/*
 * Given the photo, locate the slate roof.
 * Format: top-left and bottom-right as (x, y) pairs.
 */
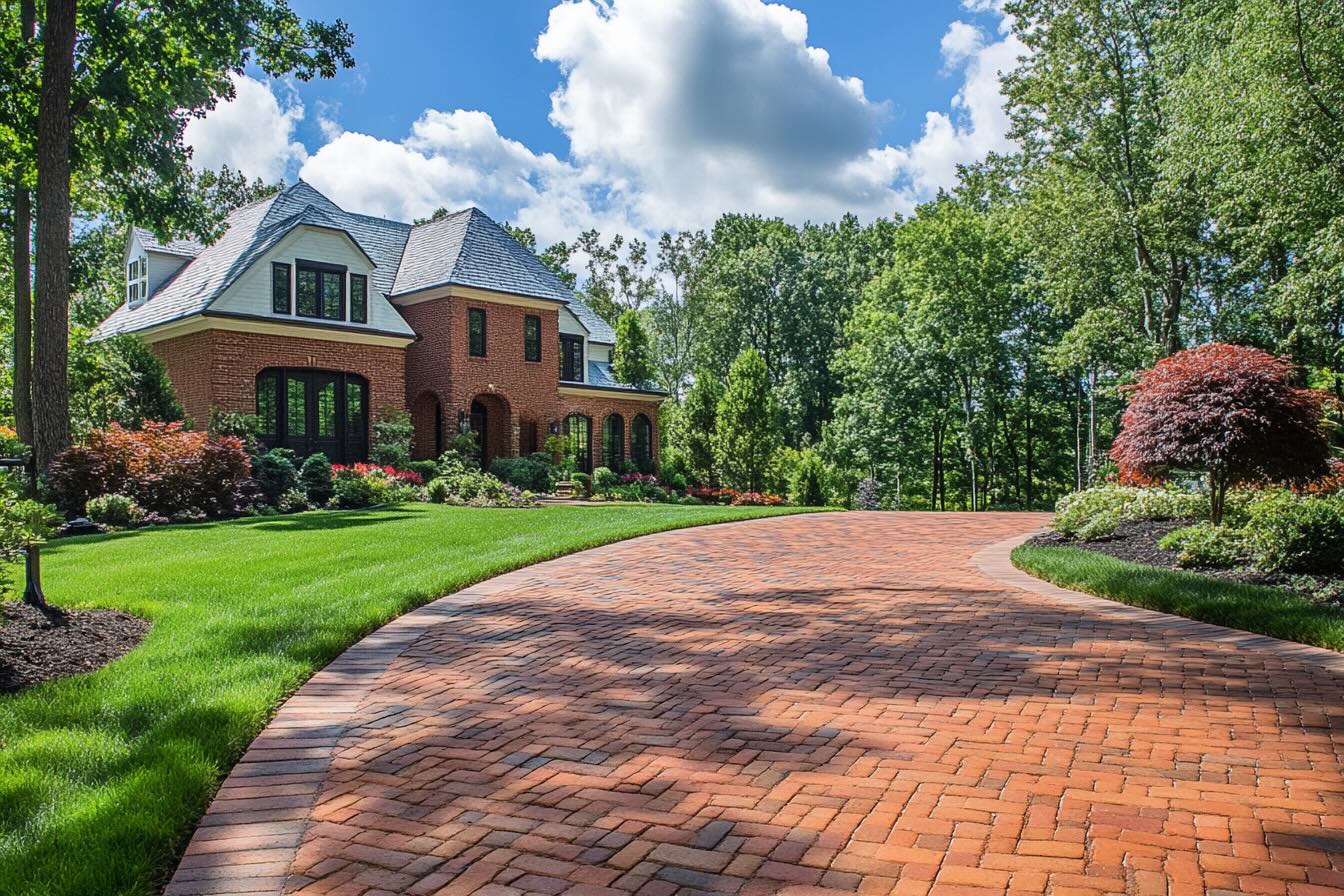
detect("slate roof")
(585, 360), (667, 395)
(96, 180), (617, 348)
(132, 227), (205, 258)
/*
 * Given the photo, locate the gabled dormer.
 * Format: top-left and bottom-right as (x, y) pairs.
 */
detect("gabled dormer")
(125, 228), (203, 308)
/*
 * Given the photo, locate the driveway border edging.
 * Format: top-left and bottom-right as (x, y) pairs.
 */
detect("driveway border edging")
(973, 531), (1344, 674)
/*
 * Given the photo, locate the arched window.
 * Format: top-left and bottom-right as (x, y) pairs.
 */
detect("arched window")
(564, 413), (592, 474)
(631, 414), (653, 472)
(602, 414), (624, 470)
(256, 368), (368, 463)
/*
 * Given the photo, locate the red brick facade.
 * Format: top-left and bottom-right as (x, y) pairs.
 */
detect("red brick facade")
(149, 327), (408, 431)
(147, 297), (662, 469)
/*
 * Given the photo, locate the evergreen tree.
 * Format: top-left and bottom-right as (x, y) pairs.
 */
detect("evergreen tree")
(713, 348), (782, 492)
(612, 311), (655, 389)
(681, 370), (722, 486)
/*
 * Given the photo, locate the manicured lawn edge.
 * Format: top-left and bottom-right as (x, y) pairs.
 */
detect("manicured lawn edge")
(1011, 542), (1344, 652)
(0, 503), (819, 896)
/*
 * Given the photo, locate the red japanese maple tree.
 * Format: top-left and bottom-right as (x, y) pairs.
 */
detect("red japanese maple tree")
(1111, 343), (1331, 524)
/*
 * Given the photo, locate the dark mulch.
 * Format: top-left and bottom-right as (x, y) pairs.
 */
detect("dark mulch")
(0, 601), (149, 694)
(1030, 519), (1344, 605)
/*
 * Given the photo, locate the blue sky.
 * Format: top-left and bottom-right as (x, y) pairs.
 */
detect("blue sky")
(188, 0), (1021, 244)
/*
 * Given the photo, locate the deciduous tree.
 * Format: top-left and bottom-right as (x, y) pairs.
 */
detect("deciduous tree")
(1111, 343), (1331, 524)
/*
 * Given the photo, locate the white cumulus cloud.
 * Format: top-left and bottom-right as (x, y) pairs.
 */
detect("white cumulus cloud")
(183, 0), (1024, 241)
(184, 74), (307, 182)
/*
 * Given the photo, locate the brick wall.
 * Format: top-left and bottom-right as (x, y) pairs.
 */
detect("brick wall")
(403, 297), (566, 464)
(149, 327), (407, 428)
(557, 394), (661, 472)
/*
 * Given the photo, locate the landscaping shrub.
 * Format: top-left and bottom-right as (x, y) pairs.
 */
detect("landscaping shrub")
(592, 466), (619, 493)
(1052, 484), (1208, 539)
(433, 456), (534, 507)
(1244, 490), (1344, 572)
(789, 449), (826, 507)
(299, 453), (334, 506)
(855, 478), (881, 510)
(441, 432), (480, 469)
(85, 493), (143, 529)
(660, 448), (695, 489)
(407, 460), (439, 483)
(370, 410), (414, 469)
(250, 448), (299, 508)
(1158, 523), (1249, 568)
(46, 421), (251, 518)
(330, 464), (420, 509)
(277, 489), (311, 514)
(208, 410), (262, 449)
(491, 453), (558, 493)
(426, 477), (451, 504)
(730, 491), (785, 506)
(573, 472), (592, 497)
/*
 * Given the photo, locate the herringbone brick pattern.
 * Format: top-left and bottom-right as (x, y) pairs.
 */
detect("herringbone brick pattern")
(174, 513), (1344, 896)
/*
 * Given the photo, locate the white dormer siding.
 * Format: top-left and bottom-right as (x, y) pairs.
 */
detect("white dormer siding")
(211, 224), (408, 334)
(124, 231), (191, 308)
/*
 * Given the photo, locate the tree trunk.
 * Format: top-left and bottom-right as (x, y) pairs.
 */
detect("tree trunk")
(12, 0), (36, 449)
(1074, 376), (1083, 491)
(31, 0), (77, 473)
(1087, 366), (1098, 484)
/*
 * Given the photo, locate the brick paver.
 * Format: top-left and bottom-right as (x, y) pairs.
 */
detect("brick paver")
(167, 513), (1344, 896)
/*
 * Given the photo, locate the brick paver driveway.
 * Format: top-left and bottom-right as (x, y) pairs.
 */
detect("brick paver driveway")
(172, 513), (1344, 896)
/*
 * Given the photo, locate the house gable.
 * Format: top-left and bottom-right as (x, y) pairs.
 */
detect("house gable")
(210, 223), (413, 338)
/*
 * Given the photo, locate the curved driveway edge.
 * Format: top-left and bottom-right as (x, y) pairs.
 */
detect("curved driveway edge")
(974, 532), (1344, 675)
(166, 512), (1344, 896)
(164, 515), (805, 896)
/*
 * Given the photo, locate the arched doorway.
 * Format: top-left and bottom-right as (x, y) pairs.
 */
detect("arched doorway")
(467, 392), (511, 470)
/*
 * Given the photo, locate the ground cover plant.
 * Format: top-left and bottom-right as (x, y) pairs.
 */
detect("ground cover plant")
(0, 502), (805, 896)
(1012, 542), (1344, 652)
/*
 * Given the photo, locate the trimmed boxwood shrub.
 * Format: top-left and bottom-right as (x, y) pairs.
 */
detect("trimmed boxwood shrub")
(299, 453), (334, 506)
(86, 493), (143, 528)
(490, 453), (557, 493)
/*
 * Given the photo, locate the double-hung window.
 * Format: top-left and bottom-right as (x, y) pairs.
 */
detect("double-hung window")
(524, 315), (541, 362)
(271, 263), (291, 314)
(295, 260), (346, 321)
(350, 274), (368, 324)
(559, 334), (584, 382)
(469, 308), (487, 357)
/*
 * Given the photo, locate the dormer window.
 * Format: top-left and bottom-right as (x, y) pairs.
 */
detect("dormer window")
(295, 259), (346, 322)
(127, 255), (148, 308)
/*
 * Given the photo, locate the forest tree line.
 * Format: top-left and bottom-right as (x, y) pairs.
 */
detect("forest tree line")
(3, 0), (1342, 510)
(521, 0), (1344, 509)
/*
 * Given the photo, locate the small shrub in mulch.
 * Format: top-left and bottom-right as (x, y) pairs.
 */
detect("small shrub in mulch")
(0, 601), (149, 693)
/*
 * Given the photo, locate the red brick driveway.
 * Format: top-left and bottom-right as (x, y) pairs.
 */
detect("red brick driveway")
(169, 513), (1344, 896)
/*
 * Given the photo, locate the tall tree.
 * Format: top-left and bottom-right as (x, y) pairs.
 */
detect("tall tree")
(8, 0), (35, 446)
(24, 0), (354, 470)
(612, 310), (655, 389)
(31, 0), (77, 471)
(713, 348), (782, 493)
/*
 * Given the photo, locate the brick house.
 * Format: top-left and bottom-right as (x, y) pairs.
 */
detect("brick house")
(94, 181), (664, 473)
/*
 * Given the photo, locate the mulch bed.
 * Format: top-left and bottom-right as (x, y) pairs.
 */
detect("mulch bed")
(0, 601), (149, 694)
(1029, 519), (1344, 606)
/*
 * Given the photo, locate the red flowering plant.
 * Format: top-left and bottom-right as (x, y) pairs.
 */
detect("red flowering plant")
(332, 463), (423, 485)
(730, 491), (785, 506)
(1110, 344), (1331, 524)
(686, 486), (737, 504)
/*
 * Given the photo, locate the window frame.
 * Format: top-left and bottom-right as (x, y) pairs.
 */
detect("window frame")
(631, 413), (653, 470)
(603, 414), (625, 469)
(271, 262), (292, 315)
(468, 307), (487, 357)
(524, 314), (541, 363)
(565, 412), (593, 474)
(294, 258), (347, 322)
(559, 334), (585, 382)
(349, 273), (368, 324)
(127, 256), (148, 307)
(256, 367), (369, 463)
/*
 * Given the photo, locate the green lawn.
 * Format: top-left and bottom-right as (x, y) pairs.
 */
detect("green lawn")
(0, 502), (804, 896)
(1012, 543), (1344, 652)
